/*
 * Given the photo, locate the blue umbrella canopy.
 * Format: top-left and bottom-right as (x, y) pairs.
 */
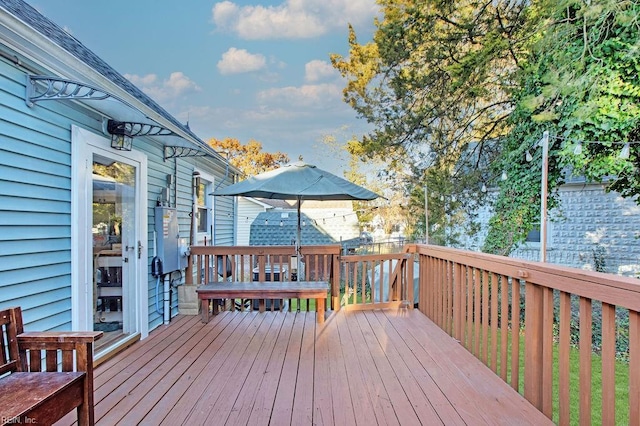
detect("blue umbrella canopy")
(212, 162), (380, 277)
(211, 162), (380, 201)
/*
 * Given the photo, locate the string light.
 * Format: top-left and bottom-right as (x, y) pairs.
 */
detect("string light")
(573, 142), (582, 155)
(619, 143), (630, 159)
(243, 205), (382, 227)
(552, 134), (637, 159)
(475, 132), (634, 197)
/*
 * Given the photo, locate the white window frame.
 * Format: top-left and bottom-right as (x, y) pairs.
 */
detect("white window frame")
(195, 170), (215, 245)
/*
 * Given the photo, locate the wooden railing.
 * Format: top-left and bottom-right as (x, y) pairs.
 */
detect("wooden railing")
(338, 252), (414, 310)
(410, 243), (640, 425)
(187, 245), (415, 312)
(187, 243), (640, 422)
(187, 245), (341, 309)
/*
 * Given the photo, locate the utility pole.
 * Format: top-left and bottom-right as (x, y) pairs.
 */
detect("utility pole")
(424, 185), (429, 244)
(540, 131), (549, 262)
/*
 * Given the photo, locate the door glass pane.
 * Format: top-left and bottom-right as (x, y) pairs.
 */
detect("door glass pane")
(92, 155), (136, 343)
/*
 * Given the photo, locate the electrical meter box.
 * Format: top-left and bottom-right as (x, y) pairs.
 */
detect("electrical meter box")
(154, 206), (187, 273)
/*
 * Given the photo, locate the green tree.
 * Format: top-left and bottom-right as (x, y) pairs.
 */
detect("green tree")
(485, 0), (640, 253)
(331, 0), (529, 245)
(331, 0), (527, 168)
(334, 0), (640, 254)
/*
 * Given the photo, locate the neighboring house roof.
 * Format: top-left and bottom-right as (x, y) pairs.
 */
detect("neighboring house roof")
(250, 211), (335, 246)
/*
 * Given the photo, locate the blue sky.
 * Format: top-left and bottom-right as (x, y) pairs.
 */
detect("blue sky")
(33, 0), (379, 172)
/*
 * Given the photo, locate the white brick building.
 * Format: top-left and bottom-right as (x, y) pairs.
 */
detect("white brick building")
(471, 181), (640, 277)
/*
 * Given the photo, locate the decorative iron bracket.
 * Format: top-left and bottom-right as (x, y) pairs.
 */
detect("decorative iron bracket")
(26, 75), (222, 161)
(164, 146), (210, 160)
(109, 120), (176, 137)
(26, 75), (114, 107)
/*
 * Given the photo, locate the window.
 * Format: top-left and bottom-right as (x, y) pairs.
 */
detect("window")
(525, 228), (540, 243)
(195, 173), (214, 239)
(197, 180), (209, 233)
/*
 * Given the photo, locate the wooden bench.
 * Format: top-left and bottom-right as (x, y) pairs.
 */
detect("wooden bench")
(197, 281), (329, 324)
(0, 307), (102, 426)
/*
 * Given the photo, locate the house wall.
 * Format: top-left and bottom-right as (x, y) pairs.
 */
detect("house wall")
(0, 55), (235, 333)
(513, 183), (640, 276)
(214, 194), (235, 246)
(470, 182), (640, 276)
(237, 197), (268, 245)
(1, 56), (87, 331)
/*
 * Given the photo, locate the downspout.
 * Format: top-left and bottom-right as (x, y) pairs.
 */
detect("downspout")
(212, 155), (230, 245)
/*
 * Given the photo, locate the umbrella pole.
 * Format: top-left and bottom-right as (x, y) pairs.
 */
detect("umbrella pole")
(295, 197), (302, 281)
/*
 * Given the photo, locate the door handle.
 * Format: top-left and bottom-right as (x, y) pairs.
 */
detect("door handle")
(138, 240), (143, 259)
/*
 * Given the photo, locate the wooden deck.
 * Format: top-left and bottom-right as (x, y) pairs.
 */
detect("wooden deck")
(57, 309), (551, 425)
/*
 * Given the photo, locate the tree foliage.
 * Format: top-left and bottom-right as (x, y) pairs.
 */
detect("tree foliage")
(333, 0), (640, 254)
(207, 137), (289, 177)
(331, 0), (527, 166)
(485, 0), (640, 253)
(331, 0), (529, 243)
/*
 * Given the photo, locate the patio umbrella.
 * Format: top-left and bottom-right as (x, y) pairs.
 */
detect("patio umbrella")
(211, 162), (381, 277)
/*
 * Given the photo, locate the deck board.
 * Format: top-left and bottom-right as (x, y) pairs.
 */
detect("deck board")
(55, 309), (552, 426)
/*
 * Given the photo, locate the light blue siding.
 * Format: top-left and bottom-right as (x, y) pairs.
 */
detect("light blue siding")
(0, 58), (74, 331)
(0, 57), (235, 336)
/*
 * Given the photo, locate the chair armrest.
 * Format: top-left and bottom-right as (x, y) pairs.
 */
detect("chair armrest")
(18, 331), (103, 344)
(17, 332), (103, 373)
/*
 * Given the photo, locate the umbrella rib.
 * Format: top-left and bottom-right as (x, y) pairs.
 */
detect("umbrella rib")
(296, 176), (323, 196)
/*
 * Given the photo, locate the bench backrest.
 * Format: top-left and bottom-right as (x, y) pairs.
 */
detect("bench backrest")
(0, 306), (24, 375)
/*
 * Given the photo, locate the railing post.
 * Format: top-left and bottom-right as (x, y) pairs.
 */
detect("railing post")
(524, 282), (544, 410)
(332, 254), (340, 311)
(407, 255), (414, 309)
(453, 263), (463, 342)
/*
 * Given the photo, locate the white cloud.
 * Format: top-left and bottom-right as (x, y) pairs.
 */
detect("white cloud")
(256, 83), (342, 108)
(126, 73), (158, 86)
(217, 47), (267, 75)
(305, 60), (337, 83)
(212, 0), (378, 40)
(125, 72), (200, 102)
(212, 1), (239, 27)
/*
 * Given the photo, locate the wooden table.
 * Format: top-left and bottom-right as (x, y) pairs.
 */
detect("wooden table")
(196, 281), (329, 324)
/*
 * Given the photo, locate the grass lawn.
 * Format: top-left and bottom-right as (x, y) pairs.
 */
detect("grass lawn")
(487, 330), (629, 425)
(548, 342), (629, 425)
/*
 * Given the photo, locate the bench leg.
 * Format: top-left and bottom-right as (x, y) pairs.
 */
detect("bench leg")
(201, 299), (209, 323)
(78, 398), (90, 426)
(316, 297), (325, 324)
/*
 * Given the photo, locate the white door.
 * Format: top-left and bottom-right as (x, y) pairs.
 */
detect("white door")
(71, 126), (148, 353)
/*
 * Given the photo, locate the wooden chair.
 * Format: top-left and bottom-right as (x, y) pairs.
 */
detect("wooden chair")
(0, 306), (102, 426)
